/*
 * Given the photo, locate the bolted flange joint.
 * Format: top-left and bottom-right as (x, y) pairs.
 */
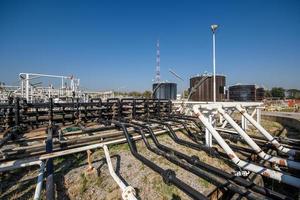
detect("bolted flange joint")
(162, 169), (176, 185)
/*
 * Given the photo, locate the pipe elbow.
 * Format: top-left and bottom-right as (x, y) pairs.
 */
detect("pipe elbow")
(122, 186), (137, 200)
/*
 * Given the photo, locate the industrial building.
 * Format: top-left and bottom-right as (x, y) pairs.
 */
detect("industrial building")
(229, 84), (265, 101)
(152, 82), (177, 100)
(189, 74), (226, 101)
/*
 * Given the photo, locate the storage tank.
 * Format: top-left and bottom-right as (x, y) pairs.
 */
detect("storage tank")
(256, 87), (265, 101)
(152, 82), (177, 100)
(229, 85), (265, 101)
(189, 74), (226, 101)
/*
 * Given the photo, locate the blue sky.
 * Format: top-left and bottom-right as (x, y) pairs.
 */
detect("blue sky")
(0, 0), (299, 92)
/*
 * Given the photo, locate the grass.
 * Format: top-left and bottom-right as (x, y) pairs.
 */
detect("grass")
(53, 156), (65, 165)
(110, 143), (130, 153)
(198, 178), (210, 188)
(142, 175), (148, 184)
(152, 176), (180, 199)
(94, 174), (105, 187)
(79, 173), (88, 195)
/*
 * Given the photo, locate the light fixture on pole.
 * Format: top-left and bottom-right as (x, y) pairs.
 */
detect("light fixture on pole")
(211, 24), (218, 102)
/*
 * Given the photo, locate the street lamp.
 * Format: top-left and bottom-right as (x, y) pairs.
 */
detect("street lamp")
(211, 24), (218, 102)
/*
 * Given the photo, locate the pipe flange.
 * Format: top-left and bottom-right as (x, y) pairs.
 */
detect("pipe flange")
(190, 155), (200, 164)
(209, 147), (220, 158)
(122, 186), (136, 200)
(162, 169), (175, 185)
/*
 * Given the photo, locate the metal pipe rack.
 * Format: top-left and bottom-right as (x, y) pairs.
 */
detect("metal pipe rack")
(1, 98), (299, 199)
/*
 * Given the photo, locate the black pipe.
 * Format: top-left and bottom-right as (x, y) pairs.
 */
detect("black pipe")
(46, 126), (54, 200)
(46, 98), (54, 200)
(7, 97), (13, 127)
(0, 98), (22, 148)
(131, 121), (291, 200)
(167, 116), (275, 156)
(128, 121), (268, 200)
(14, 97), (20, 126)
(161, 117), (201, 143)
(0, 128), (13, 148)
(147, 118), (221, 158)
(108, 120), (208, 200)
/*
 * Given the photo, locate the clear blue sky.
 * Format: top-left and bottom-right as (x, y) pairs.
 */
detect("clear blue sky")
(0, 0), (299, 92)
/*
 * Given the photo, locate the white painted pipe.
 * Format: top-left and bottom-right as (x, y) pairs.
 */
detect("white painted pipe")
(205, 114), (213, 147)
(25, 73), (29, 101)
(0, 126), (185, 172)
(193, 105), (300, 188)
(250, 108), (257, 118)
(0, 126), (187, 199)
(34, 162), (45, 200)
(256, 107), (261, 124)
(217, 107), (300, 170)
(236, 104), (299, 158)
(103, 145), (137, 200)
(221, 109), (233, 128)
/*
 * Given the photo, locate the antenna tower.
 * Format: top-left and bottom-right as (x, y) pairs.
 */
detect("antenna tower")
(155, 40), (160, 83)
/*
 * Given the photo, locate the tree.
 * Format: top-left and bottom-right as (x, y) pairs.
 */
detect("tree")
(271, 87), (285, 99)
(286, 89), (300, 99)
(128, 91), (142, 97)
(142, 90), (152, 98)
(183, 90), (189, 98)
(264, 90), (272, 98)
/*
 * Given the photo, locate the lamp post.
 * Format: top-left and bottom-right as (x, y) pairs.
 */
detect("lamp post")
(211, 24), (218, 102)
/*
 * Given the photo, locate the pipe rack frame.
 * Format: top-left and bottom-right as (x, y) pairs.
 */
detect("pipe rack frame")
(216, 106), (300, 170)
(130, 120), (291, 200)
(130, 120), (272, 200)
(236, 104), (300, 159)
(193, 105), (300, 189)
(108, 120), (208, 200)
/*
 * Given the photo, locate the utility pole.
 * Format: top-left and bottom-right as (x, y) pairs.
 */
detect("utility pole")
(211, 24), (218, 102)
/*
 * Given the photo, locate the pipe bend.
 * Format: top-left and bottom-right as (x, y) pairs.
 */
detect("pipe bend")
(122, 186), (136, 200)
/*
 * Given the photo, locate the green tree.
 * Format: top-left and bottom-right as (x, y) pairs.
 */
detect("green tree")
(271, 87), (285, 99)
(183, 90), (189, 98)
(142, 90), (152, 98)
(264, 90), (272, 98)
(128, 91), (142, 97)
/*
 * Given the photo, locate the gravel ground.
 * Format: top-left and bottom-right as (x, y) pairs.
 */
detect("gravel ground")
(55, 130), (232, 200)
(0, 120), (289, 200)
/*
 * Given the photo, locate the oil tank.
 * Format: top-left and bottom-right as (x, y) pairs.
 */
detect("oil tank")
(229, 85), (265, 101)
(152, 82), (177, 100)
(189, 74), (226, 101)
(256, 87), (265, 101)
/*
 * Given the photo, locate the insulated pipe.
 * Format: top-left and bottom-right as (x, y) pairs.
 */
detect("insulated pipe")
(131, 122), (270, 200)
(216, 127), (300, 149)
(170, 115), (203, 131)
(147, 118), (221, 158)
(0, 160), (45, 200)
(103, 145), (137, 200)
(34, 161), (45, 200)
(236, 105), (300, 158)
(46, 103), (54, 200)
(145, 117), (251, 159)
(193, 105), (300, 188)
(0, 126), (186, 172)
(217, 107), (300, 170)
(0, 128), (13, 148)
(135, 123), (262, 200)
(109, 120), (208, 200)
(132, 122), (291, 200)
(161, 117), (199, 143)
